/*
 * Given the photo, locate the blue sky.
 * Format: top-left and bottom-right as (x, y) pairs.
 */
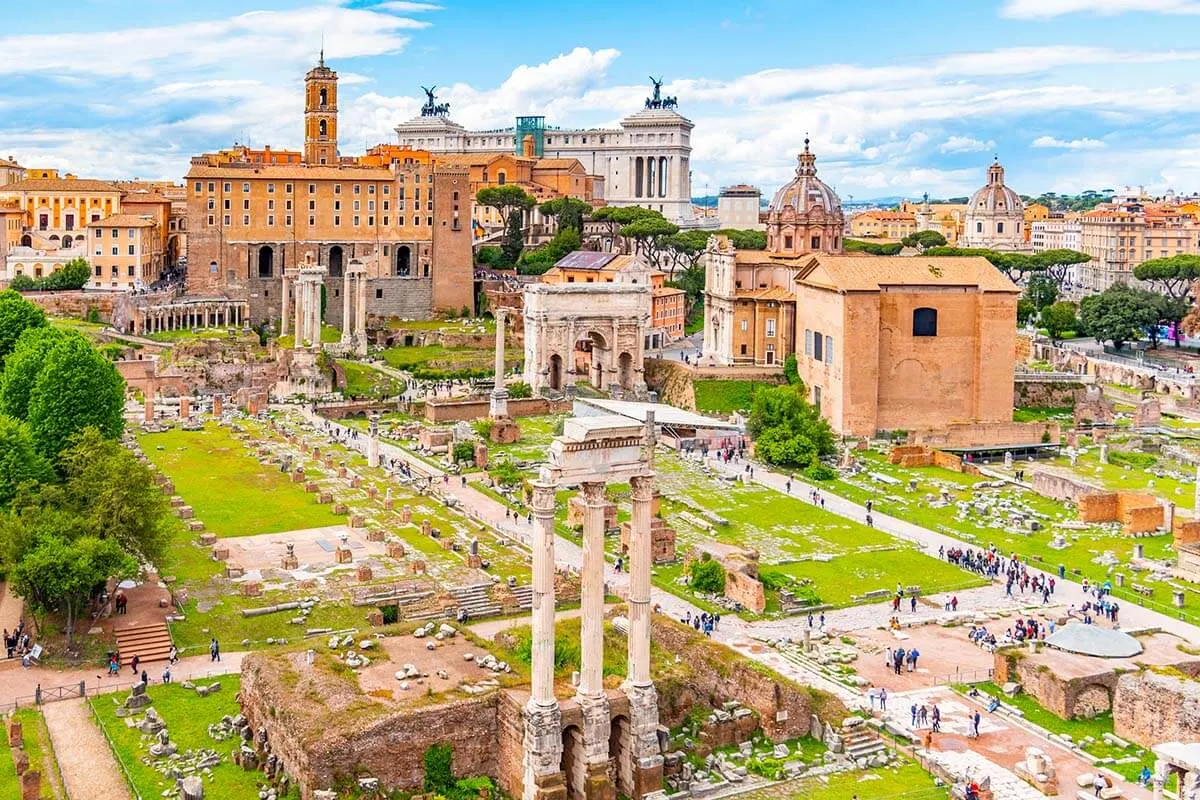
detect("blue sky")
(3, 0), (1200, 200)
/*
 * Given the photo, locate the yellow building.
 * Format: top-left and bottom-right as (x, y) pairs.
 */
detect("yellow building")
(900, 198), (967, 244)
(1078, 203), (1200, 292)
(848, 210), (917, 240)
(86, 214), (163, 290)
(0, 173), (123, 250)
(0, 157), (24, 187)
(1023, 202), (1049, 243)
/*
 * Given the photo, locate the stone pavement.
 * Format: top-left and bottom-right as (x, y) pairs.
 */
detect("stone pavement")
(42, 697), (133, 800)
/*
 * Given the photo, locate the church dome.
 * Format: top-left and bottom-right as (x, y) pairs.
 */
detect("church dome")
(968, 158), (1022, 215)
(769, 139), (843, 221)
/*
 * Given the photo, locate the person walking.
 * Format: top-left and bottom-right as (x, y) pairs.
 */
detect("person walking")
(130, 654), (140, 675)
(972, 710), (981, 738)
(879, 687), (887, 711)
(210, 637), (221, 663)
(911, 703), (918, 727)
(931, 705), (941, 732)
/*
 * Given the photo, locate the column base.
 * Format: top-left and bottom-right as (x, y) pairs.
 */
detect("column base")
(624, 681), (665, 798)
(583, 760), (615, 800)
(524, 700), (565, 800)
(490, 389), (509, 419)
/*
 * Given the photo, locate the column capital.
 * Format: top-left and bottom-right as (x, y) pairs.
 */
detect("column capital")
(630, 473), (655, 502)
(580, 481), (607, 506)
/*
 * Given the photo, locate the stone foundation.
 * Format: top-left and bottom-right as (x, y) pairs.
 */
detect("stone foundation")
(1113, 669), (1200, 748)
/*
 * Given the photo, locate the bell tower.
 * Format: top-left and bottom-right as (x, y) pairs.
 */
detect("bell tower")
(304, 51), (338, 165)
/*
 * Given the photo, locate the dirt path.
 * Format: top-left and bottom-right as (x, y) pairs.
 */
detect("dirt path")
(40, 698), (133, 800)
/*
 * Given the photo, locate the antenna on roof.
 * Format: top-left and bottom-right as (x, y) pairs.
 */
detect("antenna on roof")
(319, 32), (325, 67)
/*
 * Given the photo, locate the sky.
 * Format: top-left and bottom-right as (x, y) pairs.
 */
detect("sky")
(3, 0), (1200, 202)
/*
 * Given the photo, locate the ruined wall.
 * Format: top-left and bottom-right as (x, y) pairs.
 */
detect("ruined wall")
(651, 616), (845, 740)
(423, 397), (571, 422)
(908, 421), (1060, 448)
(1032, 467), (1102, 503)
(240, 653), (501, 799)
(20, 290), (116, 322)
(643, 359), (696, 411)
(994, 651), (1120, 720)
(1113, 670), (1200, 748)
(1013, 380), (1083, 410)
(1077, 492), (1163, 533)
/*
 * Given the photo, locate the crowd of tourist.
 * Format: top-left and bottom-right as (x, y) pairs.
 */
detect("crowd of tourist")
(3, 621), (31, 663)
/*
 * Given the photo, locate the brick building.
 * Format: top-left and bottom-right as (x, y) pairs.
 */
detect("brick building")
(183, 55), (473, 324)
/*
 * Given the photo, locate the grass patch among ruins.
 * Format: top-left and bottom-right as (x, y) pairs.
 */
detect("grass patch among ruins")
(693, 380), (760, 415)
(137, 423), (345, 538)
(90, 677), (298, 800)
(6, 707), (62, 800)
(339, 360), (405, 398)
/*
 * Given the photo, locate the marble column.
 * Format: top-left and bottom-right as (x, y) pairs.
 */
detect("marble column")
(356, 271), (367, 339)
(491, 308), (509, 418)
(577, 481), (613, 797)
(341, 270), (353, 344)
(524, 479), (565, 800)
(294, 279), (304, 343)
(626, 473), (665, 799)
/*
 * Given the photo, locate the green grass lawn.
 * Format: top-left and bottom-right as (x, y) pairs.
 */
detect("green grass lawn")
(1046, 444), (1196, 510)
(738, 762), (948, 800)
(137, 423), (344, 538)
(143, 328), (238, 343)
(485, 414), (564, 462)
(90, 677), (299, 800)
(0, 731), (16, 800)
(339, 360), (405, 398)
(388, 318), (495, 333)
(8, 708), (61, 800)
(961, 682), (1155, 784)
(693, 379), (765, 415)
(1013, 406), (1073, 422)
(276, 323), (342, 348)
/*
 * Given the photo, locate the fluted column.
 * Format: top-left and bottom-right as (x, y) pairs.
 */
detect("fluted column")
(356, 272), (367, 339)
(342, 270), (352, 343)
(281, 274), (290, 335)
(578, 480), (607, 699)
(294, 279), (304, 343)
(491, 308), (509, 418)
(627, 474), (653, 687)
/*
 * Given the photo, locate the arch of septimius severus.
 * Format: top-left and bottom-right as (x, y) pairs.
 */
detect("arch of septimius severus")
(522, 412), (666, 800)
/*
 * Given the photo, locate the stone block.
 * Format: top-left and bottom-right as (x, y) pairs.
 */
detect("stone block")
(333, 503), (348, 515)
(6, 719), (21, 748)
(305, 481), (319, 493)
(366, 609), (385, 626)
(338, 467), (347, 478)
(421, 519), (432, 536)
(468, 554), (483, 569)
(211, 546), (230, 561)
(241, 581), (263, 598)
(356, 564), (373, 582)
(366, 528), (385, 543)
(386, 541), (407, 559)
(187, 520), (206, 532)
(225, 566), (244, 579)
(199, 533), (217, 546)
(317, 492), (333, 504)
(366, 486), (378, 500)
(19, 770), (39, 800)
(280, 556), (299, 570)
(384, 498), (394, 510)
(350, 476), (362, 489)
(399, 506), (412, 524)
(170, 495), (185, 508)
(335, 546), (353, 564)
(176, 505), (194, 520)
(410, 559), (426, 574)
(349, 514), (366, 528)
(291, 470), (305, 483)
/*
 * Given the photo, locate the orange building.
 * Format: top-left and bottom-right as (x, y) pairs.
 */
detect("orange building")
(848, 210), (917, 240)
(86, 214), (163, 290)
(184, 55), (473, 323)
(542, 251), (685, 347)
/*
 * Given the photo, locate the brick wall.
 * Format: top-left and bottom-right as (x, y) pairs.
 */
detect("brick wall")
(20, 290), (115, 322)
(1031, 468), (1103, 503)
(423, 397), (570, 422)
(1113, 670), (1200, 748)
(1078, 492), (1163, 532)
(994, 650), (1119, 720)
(909, 421), (1060, 448)
(367, 276), (434, 321)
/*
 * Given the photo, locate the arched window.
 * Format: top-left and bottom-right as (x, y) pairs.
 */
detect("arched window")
(319, 119), (328, 138)
(319, 87), (328, 107)
(913, 307), (938, 337)
(258, 246), (274, 278)
(497, 171), (506, 186)
(997, 222), (1005, 234)
(396, 245), (411, 276)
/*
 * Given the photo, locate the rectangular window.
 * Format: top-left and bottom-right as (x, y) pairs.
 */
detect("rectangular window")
(242, 215), (250, 225)
(268, 215), (275, 226)
(813, 333), (823, 361)
(268, 199), (275, 210)
(368, 185), (376, 195)
(242, 199), (249, 210)
(334, 200), (341, 211)
(308, 184), (316, 194)
(223, 182), (231, 192)
(267, 183), (275, 193)
(309, 200), (316, 211)
(286, 200), (292, 210)
(353, 216), (360, 226)
(382, 216), (389, 226)
(368, 216), (374, 226)
(353, 184), (360, 195)
(334, 184), (342, 194)
(112, 229), (119, 238)
(111, 246), (118, 256)
(242, 182), (250, 193)
(739, 320), (748, 332)
(825, 335), (833, 364)
(128, 245), (135, 255)
(194, 181), (202, 193)
(383, 200), (390, 211)
(375, 288), (383, 299)
(334, 215), (340, 226)
(804, 329), (813, 355)
(353, 200), (360, 211)
(766, 319), (776, 338)
(127, 265), (135, 277)
(224, 199), (230, 210)
(207, 215), (215, 226)
(286, 215), (292, 226)
(309, 215), (315, 226)
(286, 183), (293, 194)
(207, 182), (215, 193)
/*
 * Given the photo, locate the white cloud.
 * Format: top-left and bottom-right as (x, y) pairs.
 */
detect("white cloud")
(1002, 0), (1200, 19)
(1031, 136), (1106, 150)
(939, 136), (996, 154)
(374, 1), (443, 10)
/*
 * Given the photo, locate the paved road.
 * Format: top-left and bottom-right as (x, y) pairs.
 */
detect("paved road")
(42, 698), (133, 800)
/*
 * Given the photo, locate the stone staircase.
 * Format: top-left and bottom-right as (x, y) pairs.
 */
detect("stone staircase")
(510, 585), (534, 610)
(842, 725), (887, 765)
(114, 621), (173, 667)
(451, 583), (502, 618)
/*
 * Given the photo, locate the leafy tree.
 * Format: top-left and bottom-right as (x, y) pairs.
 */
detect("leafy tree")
(661, 230), (709, 278)
(1133, 255), (1200, 301)
(538, 198), (590, 233)
(782, 353), (799, 385)
(620, 216), (680, 266)
(900, 230), (947, 249)
(501, 210), (525, 266)
(923, 247), (1044, 283)
(666, 264), (706, 324)
(40, 258), (91, 291)
(8, 276), (36, 292)
(1153, 294), (1191, 348)
(715, 228), (768, 251)
(452, 441), (475, 463)
(475, 246), (505, 268)
(0, 327), (71, 421)
(518, 226), (581, 275)
(1017, 298), (1037, 326)
(57, 428), (173, 563)
(1024, 273), (1059, 310)
(0, 415), (51, 506)
(477, 185), (535, 223)
(746, 384), (835, 469)
(26, 336), (126, 458)
(590, 205), (658, 251)
(1040, 301), (1079, 342)
(845, 239), (902, 256)
(1031, 249), (1091, 289)
(0, 290), (47, 365)
(1079, 284), (1159, 350)
(9, 535), (136, 647)
(689, 554), (726, 594)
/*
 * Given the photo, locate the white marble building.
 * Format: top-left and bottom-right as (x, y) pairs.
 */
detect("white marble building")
(394, 83), (694, 223)
(961, 158), (1028, 251)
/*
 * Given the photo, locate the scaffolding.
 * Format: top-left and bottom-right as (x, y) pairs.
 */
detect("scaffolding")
(514, 116), (546, 157)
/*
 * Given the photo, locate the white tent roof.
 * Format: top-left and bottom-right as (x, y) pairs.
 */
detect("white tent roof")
(573, 398), (742, 431)
(1044, 624), (1143, 658)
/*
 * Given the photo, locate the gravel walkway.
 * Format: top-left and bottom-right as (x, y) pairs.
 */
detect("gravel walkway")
(40, 698), (133, 800)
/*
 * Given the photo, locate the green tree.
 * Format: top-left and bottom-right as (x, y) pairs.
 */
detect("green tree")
(475, 246), (505, 268)
(0, 327), (71, 421)
(782, 353), (799, 385)
(9, 535), (136, 647)
(1079, 284), (1159, 350)
(477, 185), (535, 223)
(1040, 301), (1079, 342)
(501, 209), (525, 266)
(8, 276), (35, 292)
(57, 428), (173, 563)
(661, 230), (710, 279)
(844, 239), (902, 256)
(689, 555), (726, 594)
(507, 381), (532, 399)
(518, 226), (581, 275)
(900, 230), (947, 249)
(0, 415), (51, 506)
(1024, 273), (1059, 310)
(715, 228), (768, 251)
(590, 205), (658, 251)
(1152, 294), (1191, 348)
(40, 258), (91, 291)
(1031, 249), (1091, 289)
(1017, 298), (1037, 326)
(538, 198), (590, 233)
(620, 216), (680, 265)
(26, 336), (126, 458)
(746, 384), (835, 469)
(1133, 254), (1200, 301)
(0, 289), (47, 365)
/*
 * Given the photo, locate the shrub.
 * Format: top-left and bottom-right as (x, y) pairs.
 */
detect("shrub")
(423, 744), (455, 794)
(507, 380), (533, 399)
(782, 353), (799, 385)
(473, 418), (495, 439)
(690, 555), (726, 595)
(803, 463), (836, 481)
(452, 441), (475, 463)
(1109, 449), (1157, 469)
(460, 305), (471, 319)
(489, 459), (523, 487)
